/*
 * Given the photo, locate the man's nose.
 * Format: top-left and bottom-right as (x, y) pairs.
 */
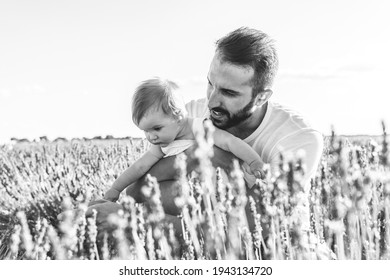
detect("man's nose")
(208, 87), (220, 108)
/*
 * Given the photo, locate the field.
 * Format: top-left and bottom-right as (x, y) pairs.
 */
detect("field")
(0, 125), (389, 260)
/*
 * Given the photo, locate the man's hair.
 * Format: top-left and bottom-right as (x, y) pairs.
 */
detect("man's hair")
(216, 27), (279, 96)
(131, 77), (186, 125)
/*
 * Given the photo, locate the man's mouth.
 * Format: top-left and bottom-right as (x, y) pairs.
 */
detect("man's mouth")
(210, 108), (227, 119)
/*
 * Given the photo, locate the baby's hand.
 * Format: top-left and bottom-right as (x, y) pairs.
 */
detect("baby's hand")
(249, 159), (264, 179)
(103, 188), (121, 202)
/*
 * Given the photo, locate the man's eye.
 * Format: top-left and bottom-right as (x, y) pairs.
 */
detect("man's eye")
(222, 90), (235, 97)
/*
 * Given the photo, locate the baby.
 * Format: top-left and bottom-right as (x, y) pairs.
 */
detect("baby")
(104, 77), (264, 202)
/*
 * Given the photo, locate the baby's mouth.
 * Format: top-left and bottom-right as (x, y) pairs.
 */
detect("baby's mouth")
(150, 140), (160, 145)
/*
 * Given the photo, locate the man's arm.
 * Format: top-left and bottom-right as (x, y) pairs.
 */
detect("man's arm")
(270, 130), (324, 193)
(125, 145), (238, 214)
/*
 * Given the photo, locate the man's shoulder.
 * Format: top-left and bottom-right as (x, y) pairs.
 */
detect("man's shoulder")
(252, 101), (321, 148)
(185, 98), (208, 118)
(263, 102), (321, 138)
(264, 101), (324, 158)
(268, 102), (317, 130)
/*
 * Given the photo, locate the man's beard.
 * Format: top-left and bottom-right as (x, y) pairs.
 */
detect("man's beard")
(209, 97), (256, 129)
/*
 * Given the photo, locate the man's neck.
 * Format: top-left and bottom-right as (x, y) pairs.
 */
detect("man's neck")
(226, 102), (268, 140)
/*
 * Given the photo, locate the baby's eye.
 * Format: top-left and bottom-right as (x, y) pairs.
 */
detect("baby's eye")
(154, 127), (162, 131)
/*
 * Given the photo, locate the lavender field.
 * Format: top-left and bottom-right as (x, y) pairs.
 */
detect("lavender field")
(0, 124), (389, 260)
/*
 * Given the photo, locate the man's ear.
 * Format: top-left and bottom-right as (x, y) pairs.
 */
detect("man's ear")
(255, 89), (273, 106)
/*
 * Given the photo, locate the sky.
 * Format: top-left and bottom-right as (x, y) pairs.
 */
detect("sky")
(1, 0), (389, 143)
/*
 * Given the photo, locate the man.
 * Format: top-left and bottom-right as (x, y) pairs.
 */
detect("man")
(89, 27), (323, 245)
(126, 27), (323, 232)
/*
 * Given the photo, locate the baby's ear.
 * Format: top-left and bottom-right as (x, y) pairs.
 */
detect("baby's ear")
(176, 111), (187, 121)
(174, 114), (183, 124)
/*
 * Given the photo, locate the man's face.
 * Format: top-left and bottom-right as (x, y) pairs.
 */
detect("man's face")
(207, 53), (257, 129)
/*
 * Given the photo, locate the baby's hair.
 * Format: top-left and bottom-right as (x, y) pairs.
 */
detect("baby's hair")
(132, 77), (186, 125)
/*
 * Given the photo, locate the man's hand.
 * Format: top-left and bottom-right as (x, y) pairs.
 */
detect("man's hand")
(103, 188), (121, 202)
(249, 159), (265, 179)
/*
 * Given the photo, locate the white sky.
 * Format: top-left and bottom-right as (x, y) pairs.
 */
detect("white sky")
(1, 0), (389, 143)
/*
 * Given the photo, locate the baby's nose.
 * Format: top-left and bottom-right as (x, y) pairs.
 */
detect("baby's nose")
(148, 133), (157, 140)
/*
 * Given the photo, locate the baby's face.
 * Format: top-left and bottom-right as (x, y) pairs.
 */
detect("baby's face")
(137, 109), (181, 147)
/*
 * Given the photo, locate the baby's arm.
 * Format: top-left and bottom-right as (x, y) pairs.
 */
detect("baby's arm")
(212, 128), (264, 178)
(104, 145), (164, 202)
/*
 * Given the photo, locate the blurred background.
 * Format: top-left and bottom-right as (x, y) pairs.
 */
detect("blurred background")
(1, 0), (389, 143)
